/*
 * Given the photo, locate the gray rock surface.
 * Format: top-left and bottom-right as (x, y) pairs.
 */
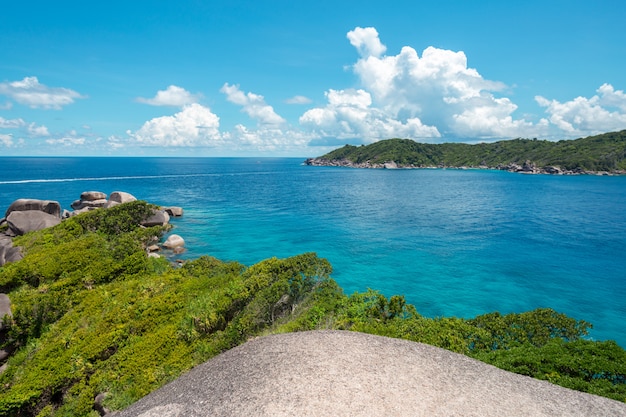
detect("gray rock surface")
(4, 199), (61, 218)
(0, 294), (11, 331)
(141, 210), (170, 227)
(71, 198), (108, 210)
(109, 191), (137, 204)
(6, 211), (61, 235)
(163, 206), (183, 217)
(113, 331), (626, 417)
(0, 244), (23, 267)
(80, 191), (108, 201)
(162, 234), (184, 249)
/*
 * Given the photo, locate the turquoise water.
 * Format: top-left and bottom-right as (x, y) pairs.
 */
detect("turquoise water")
(1, 157), (625, 346)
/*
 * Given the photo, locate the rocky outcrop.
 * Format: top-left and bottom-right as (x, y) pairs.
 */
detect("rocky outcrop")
(105, 191), (137, 208)
(114, 331), (626, 417)
(1, 192), (185, 266)
(141, 209), (170, 227)
(4, 199), (62, 218)
(306, 157), (620, 175)
(6, 211), (61, 236)
(0, 237), (23, 266)
(71, 192), (108, 211)
(164, 206), (184, 217)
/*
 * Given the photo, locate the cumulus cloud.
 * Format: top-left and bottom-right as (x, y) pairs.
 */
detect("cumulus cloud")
(136, 85), (200, 107)
(285, 95), (312, 105)
(536, 83), (626, 135)
(221, 83), (286, 125)
(28, 122), (50, 137)
(347, 27), (387, 58)
(128, 103), (222, 147)
(0, 116), (26, 129)
(300, 88), (440, 143)
(0, 76), (84, 109)
(338, 27), (546, 139)
(0, 133), (14, 147)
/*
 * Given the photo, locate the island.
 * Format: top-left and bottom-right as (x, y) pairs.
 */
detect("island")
(305, 130), (626, 175)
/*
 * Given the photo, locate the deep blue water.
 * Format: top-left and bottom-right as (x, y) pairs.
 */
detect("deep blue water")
(1, 157), (625, 347)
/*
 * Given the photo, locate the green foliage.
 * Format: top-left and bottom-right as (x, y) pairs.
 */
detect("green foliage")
(1, 202), (624, 415)
(318, 130), (626, 172)
(472, 339), (626, 402)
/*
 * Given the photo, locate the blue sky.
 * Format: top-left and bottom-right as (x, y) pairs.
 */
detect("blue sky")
(1, 0), (625, 156)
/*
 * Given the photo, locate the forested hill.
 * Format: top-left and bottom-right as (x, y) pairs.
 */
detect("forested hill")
(305, 130), (626, 174)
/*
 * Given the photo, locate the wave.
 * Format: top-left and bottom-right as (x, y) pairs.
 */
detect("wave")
(0, 173), (222, 185)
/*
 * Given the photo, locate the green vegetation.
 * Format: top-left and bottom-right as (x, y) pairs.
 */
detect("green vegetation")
(0, 202), (624, 415)
(317, 130), (626, 172)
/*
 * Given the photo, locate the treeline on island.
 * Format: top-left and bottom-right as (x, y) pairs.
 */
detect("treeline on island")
(0, 202), (625, 415)
(306, 130), (626, 174)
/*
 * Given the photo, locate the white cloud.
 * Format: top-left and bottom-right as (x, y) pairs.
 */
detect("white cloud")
(45, 137), (86, 146)
(285, 95), (312, 105)
(136, 85), (200, 107)
(128, 103), (222, 147)
(221, 83), (286, 125)
(347, 27), (387, 58)
(341, 27), (544, 139)
(0, 102), (12, 110)
(536, 83), (626, 135)
(300, 88), (440, 141)
(0, 76), (84, 109)
(0, 116), (26, 129)
(27, 122), (50, 137)
(0, 133), (14, 147)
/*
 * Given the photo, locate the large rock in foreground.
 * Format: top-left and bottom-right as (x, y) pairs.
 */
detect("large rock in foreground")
(115, 331), (625, 417)
(6, 211), (61, 236)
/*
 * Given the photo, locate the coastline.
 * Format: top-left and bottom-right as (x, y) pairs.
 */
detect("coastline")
(304, 157), (626, 176)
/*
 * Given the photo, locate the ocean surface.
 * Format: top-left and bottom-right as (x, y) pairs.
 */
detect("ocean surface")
(1, 157), (625, 347)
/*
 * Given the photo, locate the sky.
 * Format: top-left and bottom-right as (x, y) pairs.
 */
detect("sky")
(1, 0), (625, 157)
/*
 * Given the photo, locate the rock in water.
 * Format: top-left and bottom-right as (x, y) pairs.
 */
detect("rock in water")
(163, 234), (185, 249)
(164, 207), (184, 217)
(6, 211), (61, 235)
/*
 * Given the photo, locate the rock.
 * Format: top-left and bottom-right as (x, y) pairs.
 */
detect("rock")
(164, 206), (184, 217)
(71, 199), (108, 210)
(148, 252), (161, 259)
(80, 191), (107, 201)
(0, 294), (11, 331)
(147, 245), (160, 252)
(543, 166), (562, 175)
(94, 392), (110, 416)
(5, 199), (61, 218)
(383, 161), (398, 169)
(163, 234), (185, 249)
(113, 331), (626, 417)
(172, 247), (186, 254)
(109, 191), (137, 204)
(0, 245), (23, 267)
(6, 211), (61, 235)
(141, 210), (170, 227)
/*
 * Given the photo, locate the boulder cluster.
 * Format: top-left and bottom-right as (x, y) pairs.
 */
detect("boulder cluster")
(0, 191), (186, 267)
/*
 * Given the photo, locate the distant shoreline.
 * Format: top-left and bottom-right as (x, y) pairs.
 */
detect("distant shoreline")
(304, 157), (626, 176)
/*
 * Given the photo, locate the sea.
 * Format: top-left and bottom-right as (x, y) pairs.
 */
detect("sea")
(1, 157), (625, 347)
